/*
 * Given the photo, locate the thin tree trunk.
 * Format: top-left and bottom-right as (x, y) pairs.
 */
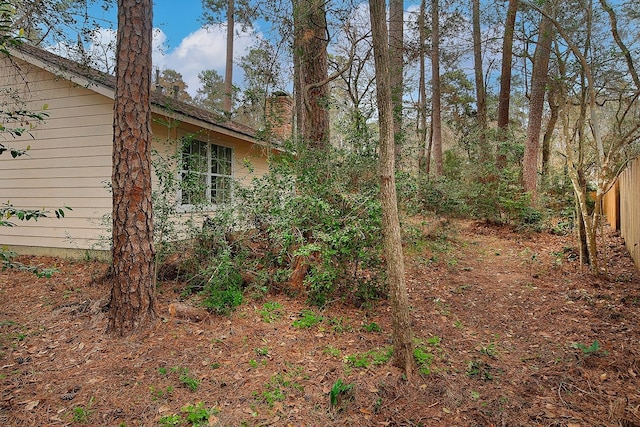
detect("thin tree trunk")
(389, 0), (404, 166)
(472, 0), (488, 157)
(496, 0), (518, 167)
(541, 88), (560, 179)
(431, 0), (443, 176)
(523, 10), (554, 203)
(417, 0), (428, 175)
(369, 0), (415, 378)
(598, 0), (640, 90)
(109, 0), (156, 335)
(223, 0), (234, 114)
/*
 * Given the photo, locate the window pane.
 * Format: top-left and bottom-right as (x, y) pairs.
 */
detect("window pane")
(181, 140), (208, 205)
(211, 176), (231, 204)
(211, 145), (232, 175)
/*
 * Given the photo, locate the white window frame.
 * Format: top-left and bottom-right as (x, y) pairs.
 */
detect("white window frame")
(179, 139), (234, 208)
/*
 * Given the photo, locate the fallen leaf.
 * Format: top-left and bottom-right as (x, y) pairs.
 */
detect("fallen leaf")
(22, 400), (39, 411)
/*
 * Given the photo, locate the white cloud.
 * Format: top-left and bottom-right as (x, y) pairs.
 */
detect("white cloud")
(75, 25), (259, 96)
(154, 26), (259, 96)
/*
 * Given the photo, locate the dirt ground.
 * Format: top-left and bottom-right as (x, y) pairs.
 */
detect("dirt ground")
(1, 219), (639, 426)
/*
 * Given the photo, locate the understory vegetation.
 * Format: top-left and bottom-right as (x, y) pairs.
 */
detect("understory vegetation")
(151, 136), (577, 315)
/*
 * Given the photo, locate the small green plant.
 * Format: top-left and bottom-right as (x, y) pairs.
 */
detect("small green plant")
(571, 340), (606, 356)
(345, 347), (393, 369)
(329, 316), (353, 333)
(480, 342), (497, 358)
(181, 402), (219, 426)
(255, 347), (269, 357)
(258, 301), (284, 323)
(345, 353), (370, 368)
(260, 386), (286, 407)
(158, 414), (181, 427)
(72, 406), (90, 424)
(323, 346), (341, 358)
(256, 368), (306, 408)
(371, 347), (394, 365)
(71, 397), (94, 423)
(171, 367), (200, 392)
(413, 336), (441, 375)
(414, 347), (434, 375)
(329, 378), (354, 410)
(158, 367), (168, 375)
(249, 359), (259, 368)
(363, 321), (381, 332)
(292, 309), (323, 328)
(150, 385), (174, 400)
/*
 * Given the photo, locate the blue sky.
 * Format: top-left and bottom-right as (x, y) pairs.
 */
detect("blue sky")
(86, 1), (259, 96)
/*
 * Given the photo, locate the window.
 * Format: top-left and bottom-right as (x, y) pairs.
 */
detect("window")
(180, 140), (233, 206)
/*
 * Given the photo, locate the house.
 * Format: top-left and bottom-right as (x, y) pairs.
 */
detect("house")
(1, 44), (282, 258)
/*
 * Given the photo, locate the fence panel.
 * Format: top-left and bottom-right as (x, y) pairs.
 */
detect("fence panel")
(619, 157), (640, 269)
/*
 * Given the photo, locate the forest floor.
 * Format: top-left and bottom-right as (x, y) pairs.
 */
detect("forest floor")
(1, 218), (639, 427)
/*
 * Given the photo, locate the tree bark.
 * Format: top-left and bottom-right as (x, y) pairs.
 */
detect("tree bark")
(294, 0), (330, 148)
(523, 11), (554, 203)
(472, 0), (488, 158)
(109, 0), (156, 335)
(496, 0), (518, 167)
(417, 0), (428, 175)
(389, 0), (404, 166)
(223, 0), (235, 114)
(431, 0), (443, 176)
(541, 84), (560, 179)
(369, 0), (415, 378)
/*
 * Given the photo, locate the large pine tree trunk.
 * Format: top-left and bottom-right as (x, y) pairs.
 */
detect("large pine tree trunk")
(523, 13), (554, 203)
(369, 0), (415, 378)
(417, 0), (428, 175)
(431, 0), (443, 176)
(496, 0), (518, 167)
(294, 0), (329, 148)
(109, 0), (156, 335)
(223, 0), (234, 114)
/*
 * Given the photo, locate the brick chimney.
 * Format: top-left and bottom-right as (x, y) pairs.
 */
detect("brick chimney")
(265, 91), (293, 140)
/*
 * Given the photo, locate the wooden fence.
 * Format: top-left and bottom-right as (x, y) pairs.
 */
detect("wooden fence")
(603, 156), (640, 269)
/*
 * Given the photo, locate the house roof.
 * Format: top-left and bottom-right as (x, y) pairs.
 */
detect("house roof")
(11, 43), (264, 145)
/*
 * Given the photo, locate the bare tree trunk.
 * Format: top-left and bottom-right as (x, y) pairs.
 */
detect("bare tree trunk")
(541, 87), (560, 179)
(523, 10), (554, 203)
(472, 0), (488, 157)
(223, 0), (234, 114)
(389, 0), (404, 166)
(369, 0), (415, 378)
(109, 0), (156, 335)
(431, 0), (443, 176)
(417, 0), (428, 175)
(496, 0), (518, 167)
(294, 0), (330, 148)
(598, 0), (640, 90)
(292, 0), (303, 140)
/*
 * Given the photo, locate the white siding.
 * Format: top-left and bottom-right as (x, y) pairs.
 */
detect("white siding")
(1, 55), (113, 251)
(1, 52), (273, 256)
